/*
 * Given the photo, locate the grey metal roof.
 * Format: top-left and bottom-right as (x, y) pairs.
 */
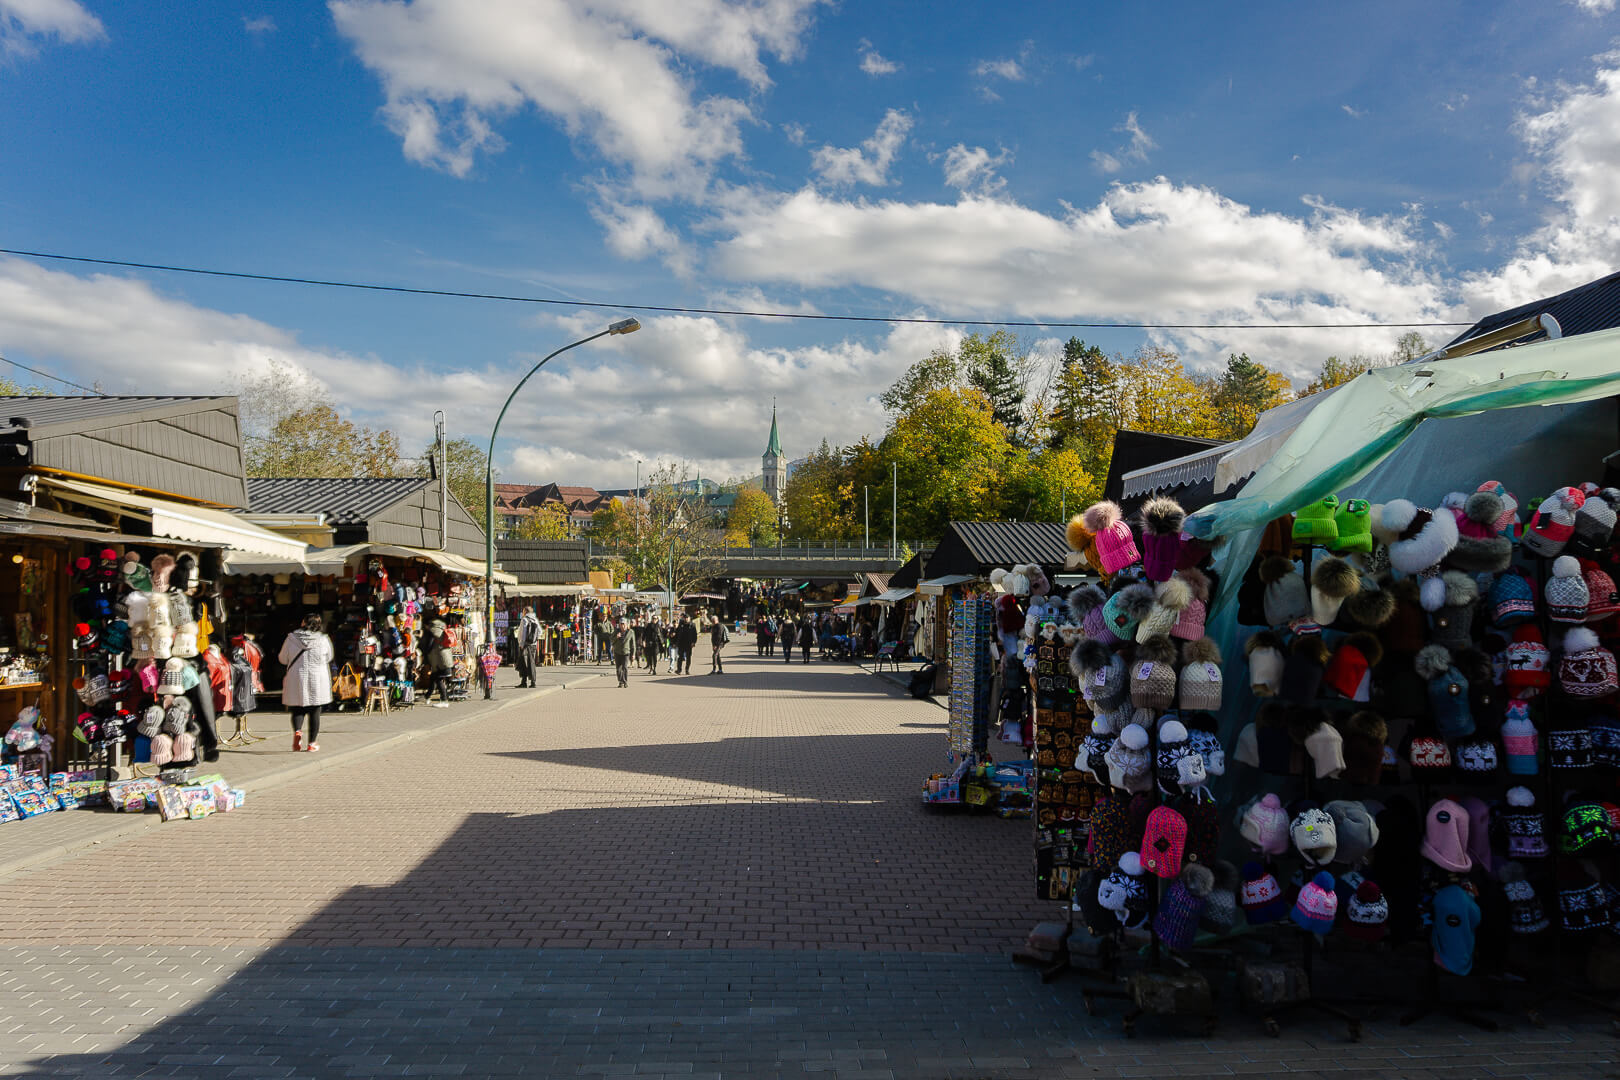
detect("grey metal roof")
(494, 539), (591, 584)
(0, 396), (231, 436)
(247, 477), (433, 524)
(1447, 268), (1620, 347)
(926, 521), (1071, 578)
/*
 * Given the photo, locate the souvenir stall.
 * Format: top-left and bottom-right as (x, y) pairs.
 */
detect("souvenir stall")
(1031, 332), (1620, 1032)
(499, 584), (592, 665)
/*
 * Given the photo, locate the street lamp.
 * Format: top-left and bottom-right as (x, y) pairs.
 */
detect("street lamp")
(485, 317), (641, 645)
(668, 505), (687, 617)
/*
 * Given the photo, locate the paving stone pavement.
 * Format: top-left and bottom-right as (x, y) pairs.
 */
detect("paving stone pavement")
(0, 655), (1613, 1078)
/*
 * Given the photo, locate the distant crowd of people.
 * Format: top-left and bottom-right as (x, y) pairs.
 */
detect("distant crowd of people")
(599, 612), (731, 686)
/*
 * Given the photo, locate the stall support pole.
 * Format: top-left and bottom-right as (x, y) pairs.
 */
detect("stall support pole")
(482, 319), (640, 646)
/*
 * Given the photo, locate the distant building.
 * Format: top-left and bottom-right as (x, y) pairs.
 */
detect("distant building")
(491, 482), (605, 540)
(762, 405), (786, 505)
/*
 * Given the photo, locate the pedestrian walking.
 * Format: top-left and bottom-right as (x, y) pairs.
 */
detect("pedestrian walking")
(709, 614), (728, 674)
(641, 617), (661, 674)
(612, 618), (632, 687)
(513, 606), (541, 688)
(664, 621), (677, 673)
(278, 613), (333, 753)
(765, 614), (778, 657)
(781, 617), (796, 663)
(799, 617), (814, 663)
(676, 614), (697, 674)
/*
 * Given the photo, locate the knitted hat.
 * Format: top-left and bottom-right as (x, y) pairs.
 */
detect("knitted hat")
(1503, 625), (1551, 698)
(1102, 724), (1153, 793)
(1241, 701), (1300, 775)
(1246, 631), (1286, 696)
(1293, 494), (1340, 545)
(1101, 584), (1154, 644)
(1185, 724), (1226, 778)
(1547, 715), (1594, 770)
(1097, 852), (1150, 929)
(1153, 863), (1213, 951)
(1291, 871), (1339, 934)
(155, 658), (189, 695)
(1446, 489), (1514, 572)
(1342, 574), (1397, 630)
(1420, 798), (1473, 873)
(1546, 556), (1590, 622)
(1177, 637), (1222, 711)
(1591, 711), (1620, 768)
(1140, 497), (1186, 582)
(1452, 646), (1503, 732)
(1278, 634), (1330, 704)
(1084, 502), (1141, 575)
(1557, 871), (1610, 934)
(1154, 718), (1196, 798)
(1408, 732), (1453, 776)
(1489, 571), (1536, 628)
(1378, 499), (1459, 611)
(1135, 576), (1190, 642)
(1416, 644), (1474, 739)
(1087, 795), (1137, 869)
(1070, 639), (1128, 711)
(1310, 556), (1360, 626)
(1585, 564), (1620, 621)
(1559, 802), (1613, 855)
(1456, 795), (1493, 874)
(1079, 724), (1114, 786)
(1428, 572), (1479, 652)
(1344, 880), (1390, 942)
(1571, 488), (1617, 557)
(1523, 487), (1584, 558)
(1067, 583), (1107, 634)
(1501, 701), (1539, 775)
(1291, 806), (1337, 866)
(1129, 636), (1178, 710)
(1502, 787), (1549, 858)
(1304, 721), (1345, 780)
(1170, 569), (1209, 640)
(1199, 861), (1241, 935)
(1178, 795), (1220, 865)
(1141, 804), (1188, 878)
(1476, 480), (1521, 537)
(1454, 736), (1500, 780)
(1240, 793), (1290, 855)
(1432, 884), (1481, 975)
(1559, 627), (1618, 699)
(1325, 800), (1380, 867)
(1322, 632), (1382, 701)
(1499, 861), (1549, 934)
(1065, 516), (1106, 577)
(1240, 861), (1290, 924)
(1259, 556), (1310, 628)
(149, 553), (176, 592)
(1340, 711), (1387, 785)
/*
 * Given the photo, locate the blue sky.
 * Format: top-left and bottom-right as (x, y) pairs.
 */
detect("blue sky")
(2, 0), (1619, 489)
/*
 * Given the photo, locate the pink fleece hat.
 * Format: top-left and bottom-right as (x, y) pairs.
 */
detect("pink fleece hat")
(1239, 794), (1290, 855)
(1084, 501), (1140, 575)
(1420, 798), (1474, 873)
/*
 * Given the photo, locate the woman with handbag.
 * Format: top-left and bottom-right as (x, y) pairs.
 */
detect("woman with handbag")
(279, 613), (334, 752)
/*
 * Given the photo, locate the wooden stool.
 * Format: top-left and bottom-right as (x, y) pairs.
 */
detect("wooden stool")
(363, 683), (391, 715)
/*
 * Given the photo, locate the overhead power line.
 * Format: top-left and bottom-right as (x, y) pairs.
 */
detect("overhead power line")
(0, 354), (96, 394)
(0, 247), (1473, 331)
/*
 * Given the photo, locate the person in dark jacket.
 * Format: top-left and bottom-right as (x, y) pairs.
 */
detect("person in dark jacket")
(799, 617), (814, 663)
(611, 619), (632, 687)
(709, 615), (727, 673)
(675, 615), (698, 674)
(780, 618), (796, 663)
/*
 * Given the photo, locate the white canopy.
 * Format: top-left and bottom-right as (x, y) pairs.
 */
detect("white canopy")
(42, 477), (308, 561)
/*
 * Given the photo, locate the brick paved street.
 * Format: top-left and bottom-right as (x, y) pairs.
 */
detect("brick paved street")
(0, 655), (1614, 1078)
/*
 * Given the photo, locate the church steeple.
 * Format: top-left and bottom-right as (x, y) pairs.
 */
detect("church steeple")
(762, 401), (786, 505)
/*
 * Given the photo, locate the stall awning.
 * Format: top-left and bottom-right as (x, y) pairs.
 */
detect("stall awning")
(874, 587), (915, 604)
(916, 574), (975, 595)
(504, 583), (593, 597)
(41, 477), (308, 561)
(220, 552), (311, 576)
(1122, 391), (1334, 498)
(301, 543), (518, 584)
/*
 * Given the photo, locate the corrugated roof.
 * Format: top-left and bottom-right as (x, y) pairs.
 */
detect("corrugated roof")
(860, 572), (892, 597)
(1447, 269), (1620, 347)
(246, 477), (432, 524)
(494, 539), (591, 584)
(0, 396), (231, 436)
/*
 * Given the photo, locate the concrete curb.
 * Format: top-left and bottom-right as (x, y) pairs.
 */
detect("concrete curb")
(0, 676), (599, 880)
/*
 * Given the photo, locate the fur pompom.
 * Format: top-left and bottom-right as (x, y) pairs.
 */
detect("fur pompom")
(1246, 629), (1284, 658)
(1389, 508), (1459, 574)
(1116, 584), (1156, 621)
(1142, 497), (1186, 538)
(1312, 556), (1361, 600)
(1136, 635), (1178, 666)
(1182, 636), (1221, 665)
(1419, 573), (1447, 612)
(989, 567), (1008, 587)
(1292, 634), (1331, 667)
(1070, 638), (1113, 680)
(1440, 570), (1479, 607)
(1119, 851), (1143, 875)
(1564, 626), (1601, 654)
(1179, 863), (1215, 899)
(1118, 724), (1149, 751)
(1344, 710), (1387, 742)
(1341, 631), (1384, 669)
(1158, 718), (1189, 743)
(1066, 515), (1095, 552)
(1553, 555), (1582, 579)
(1414, 643), (1453, 680)
(1259, 555), (1298, 586)
(1256, 701), (1289, 730)
(1465, 490), (1504, 526)
(1177, 567), (1209, 602)
(1154, 577), (1193, 612)
(1082, 501), (1121, 532)
(1447, 535), (1513, 573)
(1288, 705), (1328, 746)
(1506, 786), (1535, 808)
(1380, 498), (1417, 536)
(1067, 583), (1106, 622)
(1343, 585), (1395, 628)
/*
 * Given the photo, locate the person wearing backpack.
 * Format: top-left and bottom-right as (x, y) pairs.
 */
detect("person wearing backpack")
(709, 614), (728, 674)
(279, 613), (333, 752)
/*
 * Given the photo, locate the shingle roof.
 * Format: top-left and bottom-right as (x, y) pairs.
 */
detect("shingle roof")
(246, 477), (432, 524)
(1447, 268), (1620, 347)
(0, 396), (232, 436)
(494, 540), (591, 584)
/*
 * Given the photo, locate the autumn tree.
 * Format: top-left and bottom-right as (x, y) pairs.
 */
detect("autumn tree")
(590, 464), (721, 600)
(1390, 331), (1430, 365)
(724, 486), (780, 546)
(782, 440), (858, 542)
(239, 360), (407, 479)
(413, 436), (496, 534)
(511, 501), (573, 540)
(1207, 353), (1293, 439)
(883, 387), (1016, 541)
(1300, 355), (1375, 397)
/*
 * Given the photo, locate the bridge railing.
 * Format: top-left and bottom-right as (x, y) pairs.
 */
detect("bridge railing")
(588, 541), (916, 560)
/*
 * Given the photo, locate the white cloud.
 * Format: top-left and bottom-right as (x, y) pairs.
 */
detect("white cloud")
(781, 121), (805, 146)
(858, 38), (897, 75)
(1572, 0), (1615, 12)
(1090, 111), (1155, 174)
(590, 200), (693, 274)
(0, 0), (103, 54)
(940, 144), (1009, 195)
(810, 108), (912, 187)
(975, 57), (1023, 82)
(243, 14), (276, 34)
(1342, 104), (1364, 118)
(330, 0), (821, 192)
(1071, 54), (1094, 71)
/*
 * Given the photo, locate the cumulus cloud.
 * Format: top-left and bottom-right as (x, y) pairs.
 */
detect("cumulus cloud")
(1090, 111), (1155, 174)
(591, 200), (693, 274)
(1571, 0), (1615, 12)
(858, 38), (897, 75)
(0, 0), (103, 54)
(975, 57), (1023, 81)
(243, 15), (277, 34)
(940, 144), (1009, 195)
(810, 108), (912, 187)
(330, 0), (822, 191)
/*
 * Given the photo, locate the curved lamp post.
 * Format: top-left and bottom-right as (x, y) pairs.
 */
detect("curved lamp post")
(485, 317), (641, 645)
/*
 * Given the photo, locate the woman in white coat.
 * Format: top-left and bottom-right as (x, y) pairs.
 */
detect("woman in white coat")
(279, 613), (334, 752)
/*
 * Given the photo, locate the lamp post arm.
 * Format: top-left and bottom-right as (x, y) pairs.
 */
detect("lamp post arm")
(484, 328), (614, 646)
